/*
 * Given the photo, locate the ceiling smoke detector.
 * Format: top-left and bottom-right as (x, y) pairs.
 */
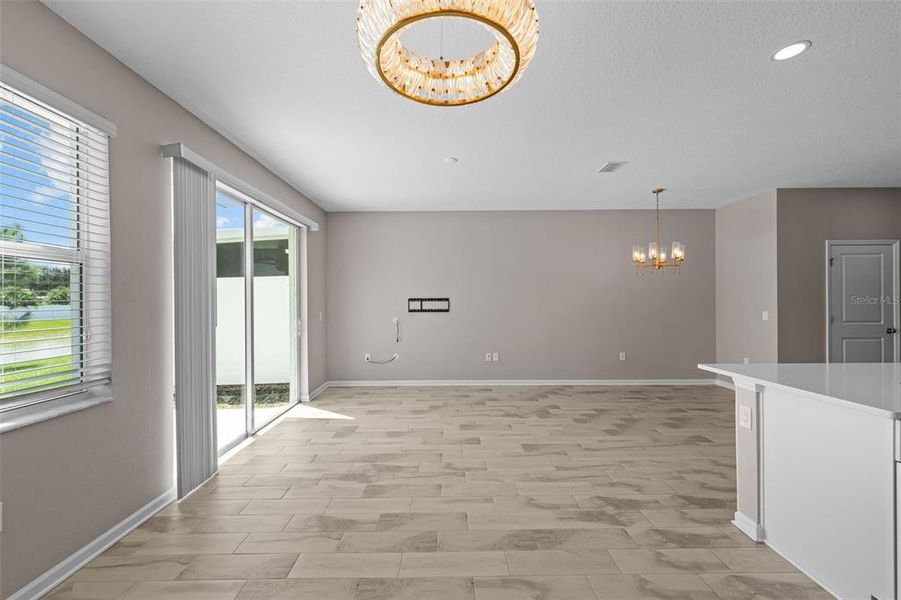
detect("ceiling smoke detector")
(597, 161), (627, 173)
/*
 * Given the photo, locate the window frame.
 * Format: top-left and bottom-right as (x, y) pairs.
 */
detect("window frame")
(0, 240), (88, 412)
(0, 70), (115, 430)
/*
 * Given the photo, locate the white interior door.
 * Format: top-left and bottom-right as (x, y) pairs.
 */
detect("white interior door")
(827, 240), (899, 363)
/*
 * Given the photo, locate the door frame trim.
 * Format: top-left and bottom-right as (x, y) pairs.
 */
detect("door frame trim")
(825, 239), (900, 363)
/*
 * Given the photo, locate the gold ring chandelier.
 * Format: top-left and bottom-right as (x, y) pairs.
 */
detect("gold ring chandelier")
(356, 0), (540, 106)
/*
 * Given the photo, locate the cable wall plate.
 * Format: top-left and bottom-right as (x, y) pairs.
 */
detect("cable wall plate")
(408, 298), (450, 313)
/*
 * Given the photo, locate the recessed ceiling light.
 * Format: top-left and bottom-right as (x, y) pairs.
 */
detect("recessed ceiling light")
(443, 157), (458, 164)
(772, 40), (812, 61)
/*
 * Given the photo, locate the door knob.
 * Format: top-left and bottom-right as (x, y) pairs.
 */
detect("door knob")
(887, 328), (897, 334)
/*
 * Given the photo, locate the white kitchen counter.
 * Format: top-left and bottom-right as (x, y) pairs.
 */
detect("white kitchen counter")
(699, 362), (898, 600)
(699, 362), (901, 418)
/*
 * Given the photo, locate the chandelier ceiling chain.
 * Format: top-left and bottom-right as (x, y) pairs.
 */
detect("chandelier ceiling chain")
(632, 188), (686, 273)
(356, 0), (540, 106)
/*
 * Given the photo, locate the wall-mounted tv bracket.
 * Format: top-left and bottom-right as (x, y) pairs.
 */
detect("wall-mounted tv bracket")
(408, 298), (450, 313)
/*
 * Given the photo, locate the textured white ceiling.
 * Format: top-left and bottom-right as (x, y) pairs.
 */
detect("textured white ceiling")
(45, 1), (901, 211)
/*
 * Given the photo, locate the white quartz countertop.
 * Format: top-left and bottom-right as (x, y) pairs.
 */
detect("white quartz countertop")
(698, 363), (901, 419)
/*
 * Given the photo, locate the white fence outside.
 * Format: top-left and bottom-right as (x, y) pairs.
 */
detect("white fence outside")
(215, 276), (292, 385)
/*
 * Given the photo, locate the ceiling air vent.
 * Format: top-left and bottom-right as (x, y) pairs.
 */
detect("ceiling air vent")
(597, 161), (627, 173)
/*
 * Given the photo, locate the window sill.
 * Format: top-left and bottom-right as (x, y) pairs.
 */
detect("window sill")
(0, 392), (113, 434)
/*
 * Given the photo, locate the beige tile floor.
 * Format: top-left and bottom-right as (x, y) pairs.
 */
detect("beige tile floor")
(47, 385), (832, 599)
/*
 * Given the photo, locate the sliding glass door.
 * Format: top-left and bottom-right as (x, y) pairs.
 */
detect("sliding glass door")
(251, 208), (296, 428)
(215, 187), (299, 452)
(215, 191), (247, 451)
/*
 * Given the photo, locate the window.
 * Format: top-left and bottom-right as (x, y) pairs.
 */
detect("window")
(0, 81), (111, 413)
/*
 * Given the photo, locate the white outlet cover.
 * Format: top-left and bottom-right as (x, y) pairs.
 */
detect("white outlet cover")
(743, 357), (750, 365)
(762, 310), (769, 321)
(739, 405), (753, 430)
(485, 353), (492, 362)
(619, 352), (626, 361)
(492, 352), (499, 362)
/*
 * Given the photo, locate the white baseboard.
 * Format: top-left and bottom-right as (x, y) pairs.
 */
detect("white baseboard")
(715, 378), (735, 390)
(731, 511), (765, 542)
(323, 378), (718, 388)
(9, 487), (176, 600)
(729, 514), (846, 599)
(308, 379), (719, 397)
(764, 539), (847, 600)
(307, 381), (330, 401)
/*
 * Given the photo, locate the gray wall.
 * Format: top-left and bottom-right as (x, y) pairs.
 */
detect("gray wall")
(0, 2), (326, 595)
(715, 191), (779, 364)
(326, 211), (716, 381)
(3, 0), (894, 594)
(776, 188), (901, 363)
(307, 229), (328, 389)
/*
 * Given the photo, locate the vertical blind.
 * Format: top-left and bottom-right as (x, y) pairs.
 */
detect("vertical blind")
(0, 81), (112, 408)
(172, 157), (218, 497)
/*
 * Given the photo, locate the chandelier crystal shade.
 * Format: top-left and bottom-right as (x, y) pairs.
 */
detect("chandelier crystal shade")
(356, 0), (540, 106)
(632, 188), (685, 273)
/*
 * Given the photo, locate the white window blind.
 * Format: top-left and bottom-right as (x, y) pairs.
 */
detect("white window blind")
(0, 81), (111, 410)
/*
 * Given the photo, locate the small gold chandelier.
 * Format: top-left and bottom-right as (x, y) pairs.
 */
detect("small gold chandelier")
(632, 188), (685, 273)
(356, 0), (540, 106)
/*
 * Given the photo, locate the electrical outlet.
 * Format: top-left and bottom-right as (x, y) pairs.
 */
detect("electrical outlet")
(761, 310), (769, 321)
(739, 405), (753, 430)
(365, 353), (371, 362)
(619, 351), (626, 361)
(743, 357), (750, 365)
(485, 353), (492, 362)
(492, 352), (499, 362)
(319, 312), (323, 321)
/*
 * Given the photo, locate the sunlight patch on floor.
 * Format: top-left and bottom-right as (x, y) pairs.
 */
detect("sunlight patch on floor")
(286, 403), (355, 420)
